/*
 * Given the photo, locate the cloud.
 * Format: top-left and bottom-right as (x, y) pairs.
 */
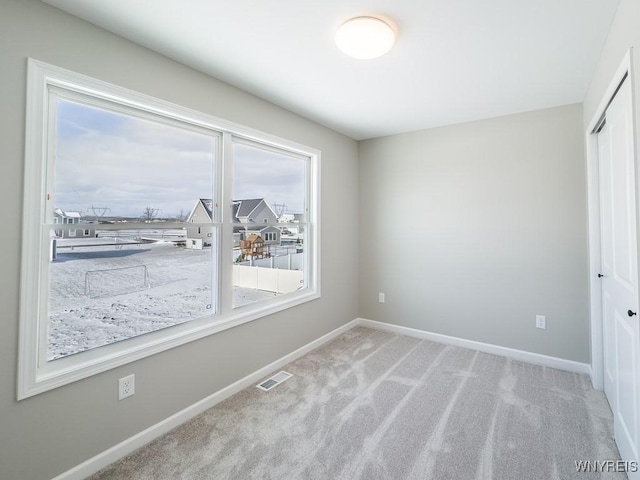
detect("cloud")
(233, 143), (305, 214)
(55, 99), (213, 217)
(54, 99), (307, 219)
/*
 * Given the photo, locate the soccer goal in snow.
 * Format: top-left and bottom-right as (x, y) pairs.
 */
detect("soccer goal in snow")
(84, 265), (151, 298)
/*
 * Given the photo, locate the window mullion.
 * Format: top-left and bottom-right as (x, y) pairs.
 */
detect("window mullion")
(219, 132), (234, 314)
(210, 135), (223, 317)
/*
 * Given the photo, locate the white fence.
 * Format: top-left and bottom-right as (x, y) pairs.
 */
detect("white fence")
(233, 265), (303, 294)
(237, 252), (303, 270)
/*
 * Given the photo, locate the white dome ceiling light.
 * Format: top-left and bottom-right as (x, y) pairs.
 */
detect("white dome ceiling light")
(335, 16), (395, 60)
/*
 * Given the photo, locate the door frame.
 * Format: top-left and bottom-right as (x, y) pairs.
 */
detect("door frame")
(586, 48), (638, 390)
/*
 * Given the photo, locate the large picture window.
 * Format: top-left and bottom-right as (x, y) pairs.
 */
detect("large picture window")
(19, 60), (320, 399)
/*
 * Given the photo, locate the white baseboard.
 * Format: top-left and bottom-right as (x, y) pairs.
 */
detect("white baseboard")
(55, 316), (590, 479)
(53, 319), (359, 480)
(356, 318), (592, 376)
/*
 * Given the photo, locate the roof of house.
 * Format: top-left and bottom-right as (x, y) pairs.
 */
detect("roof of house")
(234, 198), (263, 218)
(279, 213), (305, 222)
(200, 199), (213, 218)
(193, 198), (276, 223)
(54, 208), (81, 218)
(187, 198), (214, 222)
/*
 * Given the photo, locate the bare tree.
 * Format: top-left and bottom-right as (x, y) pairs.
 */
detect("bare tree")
(142, 206), (159, 223)
(176, 208), (187, 222)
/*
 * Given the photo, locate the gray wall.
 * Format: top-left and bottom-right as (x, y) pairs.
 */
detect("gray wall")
(359, 104), (588, 362)
(0, 1), (358, 479)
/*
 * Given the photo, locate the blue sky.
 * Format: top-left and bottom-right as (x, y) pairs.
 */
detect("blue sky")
(54, 99), (305, 218)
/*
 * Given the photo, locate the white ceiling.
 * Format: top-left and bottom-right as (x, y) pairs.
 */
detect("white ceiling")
(42, 0), (621, 140)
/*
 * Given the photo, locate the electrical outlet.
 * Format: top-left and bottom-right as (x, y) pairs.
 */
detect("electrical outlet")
(118, 374), (135, 400)
(536, 315), (546, 330)
(378, 292), (385, 303)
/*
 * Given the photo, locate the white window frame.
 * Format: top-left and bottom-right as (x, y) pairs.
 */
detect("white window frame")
(18, 59), (321, 399)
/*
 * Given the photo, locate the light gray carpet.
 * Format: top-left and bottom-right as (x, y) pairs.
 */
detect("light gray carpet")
(89, 327), (623, 479)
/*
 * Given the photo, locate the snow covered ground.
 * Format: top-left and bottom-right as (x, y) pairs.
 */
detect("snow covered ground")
(48, 242), (277, 360)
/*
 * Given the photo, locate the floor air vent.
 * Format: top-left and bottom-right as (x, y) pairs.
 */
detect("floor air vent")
(257, 371), (292, 391)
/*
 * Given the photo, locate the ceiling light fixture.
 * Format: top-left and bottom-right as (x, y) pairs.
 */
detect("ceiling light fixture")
(335, 16), (395, 60)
